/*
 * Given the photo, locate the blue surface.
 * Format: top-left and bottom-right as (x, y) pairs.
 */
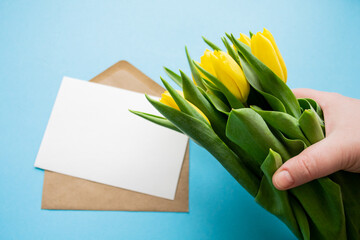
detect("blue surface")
(1, 0), (359, 239)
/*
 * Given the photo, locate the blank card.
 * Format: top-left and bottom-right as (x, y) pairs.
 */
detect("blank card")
(35, 77), (188, 200)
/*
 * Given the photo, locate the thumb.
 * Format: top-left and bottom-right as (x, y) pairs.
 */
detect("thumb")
(272, 137), (344, 190)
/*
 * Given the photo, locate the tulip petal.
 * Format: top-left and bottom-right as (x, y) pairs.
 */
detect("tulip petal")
(251, 32), (285, 82)
(262, 28), (287, 82)
(198, 49), (217, 80)
(159, 91), (180, 110)
(239, 33), (251, 47)
(211, 51), (250, 102)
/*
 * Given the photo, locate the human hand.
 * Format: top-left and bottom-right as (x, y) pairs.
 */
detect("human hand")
(272, 88), (360, 190)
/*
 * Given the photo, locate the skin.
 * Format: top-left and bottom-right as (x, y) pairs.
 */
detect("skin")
(272, 88), (360, 190)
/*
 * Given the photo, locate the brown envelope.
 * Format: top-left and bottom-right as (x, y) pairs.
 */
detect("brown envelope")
(41, 61), (189, 212)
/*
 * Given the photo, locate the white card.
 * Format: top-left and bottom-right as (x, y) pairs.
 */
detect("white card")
(35, 77), (188, 200)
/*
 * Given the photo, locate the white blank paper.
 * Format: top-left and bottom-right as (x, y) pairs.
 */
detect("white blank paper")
(35, 77), (188, 200)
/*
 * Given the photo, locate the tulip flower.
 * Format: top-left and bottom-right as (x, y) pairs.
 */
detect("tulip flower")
(210, 50), (250, 103)
(160, 90), (210, 123)
(198, 49), (250, 103)
(251, 28), (287, 82)
(198, 49), (217, 81)
(199, 49), (250, 103)
(159, 91), (180, 110)
(238, 33), (251, 47)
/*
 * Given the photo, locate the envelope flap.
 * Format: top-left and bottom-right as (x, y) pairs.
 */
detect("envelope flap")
(91, 61), (164, 97)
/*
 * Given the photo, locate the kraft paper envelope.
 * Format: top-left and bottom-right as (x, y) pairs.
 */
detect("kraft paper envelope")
(36, 77), (188, 199)
(41, 61), (189, 211)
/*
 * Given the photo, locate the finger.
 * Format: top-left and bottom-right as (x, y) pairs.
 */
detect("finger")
(272, 137), (344, 190)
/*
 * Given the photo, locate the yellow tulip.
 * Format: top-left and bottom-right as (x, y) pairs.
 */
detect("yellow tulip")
(238, 33), (251, 47)
(160, 91), (180, 110)
(197, 49), (217, 81)
(209, 50), (250, 103)
(160, 91), (210, 123)
(251, 28), (287, 82)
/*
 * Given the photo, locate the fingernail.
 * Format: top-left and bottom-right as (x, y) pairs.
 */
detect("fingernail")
(274, 170), (294, 190)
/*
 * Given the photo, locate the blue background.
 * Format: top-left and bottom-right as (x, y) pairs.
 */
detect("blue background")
(1, 0), (359, 239)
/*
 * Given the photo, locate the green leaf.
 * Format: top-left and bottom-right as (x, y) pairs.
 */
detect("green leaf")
(202, 78), (229, 104)
(255, 149), (306, 240)
(180, 70), (229, 140)
(163, 67), (182, 87)
(202, 77), (219, 91)
(226, 32), (251, 52)
(304, 98), (324, 120)
(226, 108), (291, 165)
(289, 196), (311, 240)
(298, 109), (324, 144)
(290, 178), (347, 239)
(249, 31), (254, 38)
(199, 88), (230, 115)
(181, 71), (259, 177)
(298, 98), (325, 134)
(129, 110), (182, 133)
(330, 171), (360, 240)
(202, 36), (221, 51)
(271, 128), (307, 156)
(146, 96), (260, 197)
(230, 34), (301, 118)
(185, 46), (206, 90)
(222, 37), (240, 65)
(251, 106), (310, 146)
(238, 53), (286, 113)
(160, 77), (209, 125)
(246, 87), (271, 110)
(193, 61), (245, 109)
(298, 98), (311, 110)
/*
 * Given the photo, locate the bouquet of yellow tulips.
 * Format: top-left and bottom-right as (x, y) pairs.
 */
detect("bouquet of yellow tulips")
(131, 29), (360, 240)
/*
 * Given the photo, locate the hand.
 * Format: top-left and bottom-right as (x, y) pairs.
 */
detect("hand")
(272, 88), (360, 190)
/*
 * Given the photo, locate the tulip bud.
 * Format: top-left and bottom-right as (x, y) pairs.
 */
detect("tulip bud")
(238, 33), (251, 47)
(251, 28), (287, 82)
(197, 49), (217, 81)
(160, 90), (210, 123)
(159, 91), (180, 110)
(210, 50), (250, 103)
